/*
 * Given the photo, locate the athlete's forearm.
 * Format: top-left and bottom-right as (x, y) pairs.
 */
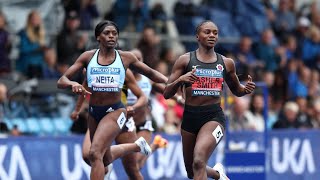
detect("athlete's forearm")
(132, 94), (148, 112)
(57, 75), (79, 89)
(74, 94), (86, 113)
(232, 84), (248, 97)
(163, 78), (183, 99)
(152, 82), (165, 94)
(148, 69), (168, 84)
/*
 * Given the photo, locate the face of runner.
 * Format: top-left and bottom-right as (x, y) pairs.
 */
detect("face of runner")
(99, 25), (119, 49)
(197, 22), (219, 48)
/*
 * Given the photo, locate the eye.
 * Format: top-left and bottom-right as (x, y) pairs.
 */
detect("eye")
(103, 31), (109, 35)
(204, 30), (210, 34)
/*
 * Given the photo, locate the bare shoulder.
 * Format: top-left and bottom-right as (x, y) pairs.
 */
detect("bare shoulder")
(78, 49), (97, 63)
(84, 49), (97, 55)
(220, 54), (235, 71)
(175, 52), (191, 66)
(118, 50), (135, 60)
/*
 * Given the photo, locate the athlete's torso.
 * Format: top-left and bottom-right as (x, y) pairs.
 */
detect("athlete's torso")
(86, 49), (126, 105)
(184, 51), (227, 105)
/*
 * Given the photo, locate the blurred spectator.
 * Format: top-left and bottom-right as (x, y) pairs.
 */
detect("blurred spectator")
(273, 101), (312, 129)
(263, 0), (276, 24)
(301, 25), (320, 68)
(311, 98), (320, 128)
(267, 94), (280, 129)
(0, 83), (7, 120)
(174, 0), (199, 18)
(269, 68), (287, 103)
(308, 2), (320, 27)
(263, 71), (275, 89)
(234, 36), (263, 80)
(294, 16), (311, 58)
(42, 48), (61, 79)
(0, 12), (12, 76)
(155, 94), (183, 134)
(272, 0), (296, 40)
(104, 0), (130, 31)
(150, 3), (168, 33)
(308, 69), (320, 99)
(253, 29), (284, 72)
(131, 0), (150, 32)
(56, 11), (88, 76)
(282, 35), (297, 60)
(287, 0), (296, 12)
(10, 124), (21, 136)
(287, 63), (310, 99)
(137, 25), (160, 69)
(296, 96), (313, 127)
(62, 0), (81, 15)
(159, 47), (176, 74)
(245, 93), (265, 132)
(0, 83), (7, 102)
(16, 10), (47, 79)
(228, 96), (255, 131)
(79, 0), (99, 30)
(273, 101), (299, 129)
(0, 122), (9, 135)
(163, 99), (182, 134)
(155, 61), (169, 77)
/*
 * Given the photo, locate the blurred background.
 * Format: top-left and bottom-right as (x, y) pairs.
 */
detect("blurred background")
(0, 0), (319, 179)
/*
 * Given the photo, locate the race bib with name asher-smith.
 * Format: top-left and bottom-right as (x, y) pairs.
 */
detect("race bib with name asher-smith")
(191, 65), (224, 96)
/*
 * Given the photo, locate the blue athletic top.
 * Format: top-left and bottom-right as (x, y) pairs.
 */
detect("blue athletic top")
(127, 75), (152, 105)
(87, 49), (126, 92)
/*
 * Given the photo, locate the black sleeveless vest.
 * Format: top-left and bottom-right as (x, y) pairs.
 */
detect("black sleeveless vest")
(184, 51), (227, 96)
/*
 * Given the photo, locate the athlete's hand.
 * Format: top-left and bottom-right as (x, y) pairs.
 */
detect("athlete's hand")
(70, 111), (80, 121)
(126, 106), (135, 117)
(72, 83), (92, 97)
(244, 75), (255, 94)
(179, 68), (198, 84)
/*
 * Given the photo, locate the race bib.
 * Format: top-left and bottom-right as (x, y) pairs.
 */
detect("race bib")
(192, 68), (224, 96)
(90, 67), (121, 92)
(212, 125), (223, 144)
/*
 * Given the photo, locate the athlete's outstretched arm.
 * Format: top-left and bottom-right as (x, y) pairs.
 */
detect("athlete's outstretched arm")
(152, 82), (185, 104)
(127, 52), (168, 84)
(125, 69), (148, 116)
(163, 54), (197, 99)
(57, 51), (92, 96)
(224, 57), (256, 96)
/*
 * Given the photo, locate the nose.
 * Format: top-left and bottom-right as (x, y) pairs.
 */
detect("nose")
(209, 32), (215, 37)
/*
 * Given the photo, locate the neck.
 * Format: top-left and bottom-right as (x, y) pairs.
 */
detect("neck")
(99, 46), (115, 55)
(198, 47), (215, 56)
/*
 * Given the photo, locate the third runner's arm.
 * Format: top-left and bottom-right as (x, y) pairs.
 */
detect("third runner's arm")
(126, 69), (148, 116)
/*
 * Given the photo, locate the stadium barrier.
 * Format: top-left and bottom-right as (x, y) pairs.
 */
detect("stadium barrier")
(0, 130), (319, 180)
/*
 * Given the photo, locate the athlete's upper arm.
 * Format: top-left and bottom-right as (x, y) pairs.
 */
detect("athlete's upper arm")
(224, 57), (243, 92)
(63, 51), (93, 79)
(167, 53), (189, 84)
(125, 69), (143, 97)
